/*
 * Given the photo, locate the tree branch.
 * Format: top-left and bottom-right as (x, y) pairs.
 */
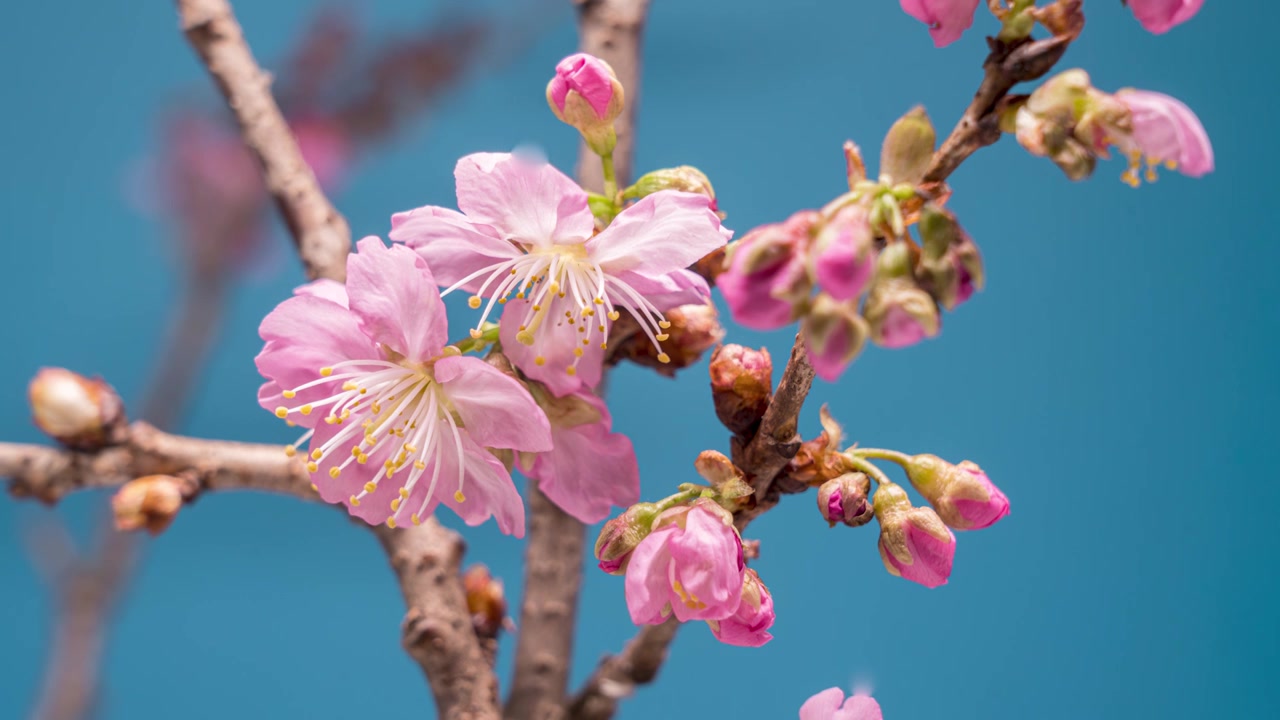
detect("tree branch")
(175, 0), (350, 282)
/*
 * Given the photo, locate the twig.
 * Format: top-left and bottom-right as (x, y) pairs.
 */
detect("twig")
(175, 0), (350, 282)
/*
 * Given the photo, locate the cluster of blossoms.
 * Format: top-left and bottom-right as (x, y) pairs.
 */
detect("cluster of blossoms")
(256, 53), (728, 533)
(898, 0), (1203, 48)
(720, 108), (980, 381)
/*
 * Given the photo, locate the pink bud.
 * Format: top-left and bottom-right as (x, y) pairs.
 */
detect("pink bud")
(800, 687), (884, 720)
(707, 569), (775, 647)
(874, 484), (956, 588)
(718, 211), (816, 330)
(1114, 89), (1214, 182)
(624, 499), (745, 623)
(812, 206), (875, 301)
(898, 0), (983, 47)
(905, 455), (1010, 530)
(1126, 0), (1203, 34)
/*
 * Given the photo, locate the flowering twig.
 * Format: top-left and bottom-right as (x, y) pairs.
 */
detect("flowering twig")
(175, 0), (350, 282)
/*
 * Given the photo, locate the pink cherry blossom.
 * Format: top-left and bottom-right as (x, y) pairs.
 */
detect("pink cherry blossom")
(708, 569), (775, 647)
(899, 0), (982, 47)
(1126, 0), (1204, 34)
(625, 500), (745, 624)
(518, 387), (639, 524)
(718, 211), (816, 330)
(547, 53), (618, 119)
(800, 688), (884, 720)
(255, 237), (552, 535)
(1114, 90), (1214, 181)
(390, 152), (729, 396)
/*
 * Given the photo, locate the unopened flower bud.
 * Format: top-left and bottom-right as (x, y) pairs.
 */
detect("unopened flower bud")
(811, 205), (875, 301)
(789, 405), (848, 485)
(707, 568), (775, 647)
(874, 483), (956, 588)
(547, 53), (624, 156)
(718, 211), (817, 330)
(112, 475), (189, 535)
(904, 454), (1010, 530)
(817, 473), (873, 528)
(863, 277), (940, 349)
(595, 502), (660, 574)
(803, 294), (869, 382)
(462, 565), (508, 638)
(709, 344), (773, 436)
(880, 106), (936, 185)
(29, 368), (126, 451)
(917, 204), (985, 310)
(624, 166), (719, 213)
(613, 302), (724, 376)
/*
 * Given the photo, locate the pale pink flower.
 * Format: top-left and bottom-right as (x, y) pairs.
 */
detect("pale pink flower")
(899, 0), (982, 47)
(718, 211), (816, 330)
(256, 238), (552, 535)
(800, 688), (884, 720)
(518, 387), (639, 524)
(547, 53), (620, 120)
(1126, 0), (1203, 34)
(625, 500), (745, 624)
(1114, 90), (1214, 182)
(708, 569), (775, 647)
(874, 484), (956, 588)
(391, 152), (729, 396)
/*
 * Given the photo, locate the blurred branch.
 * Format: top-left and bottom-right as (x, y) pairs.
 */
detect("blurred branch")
(176, 0), (350, 283)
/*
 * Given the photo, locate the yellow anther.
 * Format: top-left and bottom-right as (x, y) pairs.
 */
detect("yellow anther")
(470, 328), (483, 339)
(386, 518), (397, 528)
(306, 461), (319, 473)
(534, 356), (546, 366)
(311, 449), (323, 460)
(275, 407), (289, 419)
(320, 367), (333, 377)
(282, 390), (296, 399)
(454, 490), (467, 503)
(566, 366), (578, 376)
(608, 311), (621, 321)
(300, 405), (313, 416)
(468, 296), (482, 309)
(658, 353), (671, 364)
(659, 320), (672, 329)
(285, 445), (297, 457)
(517, 331), (535, 345)
(349, 495), (361, 507)
(365, 481), (378, 493)
(574, 347), (584, 357)
(411, 513), (421, 525)
(329, 467), (341, 479)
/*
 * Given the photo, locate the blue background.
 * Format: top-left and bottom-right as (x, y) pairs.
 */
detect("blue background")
(2, 1), (1275, 718)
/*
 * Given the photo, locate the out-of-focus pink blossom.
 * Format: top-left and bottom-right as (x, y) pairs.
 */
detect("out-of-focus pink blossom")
(898, 0), (983, 47)
(1126, 0), (1203, 34)
(624, 500), (745, 624)
(799, 687), (884, 720)
(255, 238), (552, 535)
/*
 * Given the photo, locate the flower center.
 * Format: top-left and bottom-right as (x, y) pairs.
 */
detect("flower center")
(273, 355), (470, 527)
(441, 242), (674, 375)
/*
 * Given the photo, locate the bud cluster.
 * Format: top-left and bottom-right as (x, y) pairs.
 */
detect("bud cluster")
(719, 108), (985, 381)
(595, 452), (776, 647)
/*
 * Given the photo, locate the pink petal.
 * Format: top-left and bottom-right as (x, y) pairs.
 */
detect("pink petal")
(345, 237), (448, 361)
(437, 433), (527, 538)
(522, 392), (638, 524)
(389, 205), (521, 292)
(899, 0), (982, 47)
(586, 191), (731, 277)
(499, 295), (604, 397)
(1117, 90), (1214, 177)
(624, 527), (678, 624)
(454, 152), (594, 246)
(433, 355), (553, 452)
(800, 688), (847, 720)
(1127, 0), (1203, 34)
(612, 268), (710, 312)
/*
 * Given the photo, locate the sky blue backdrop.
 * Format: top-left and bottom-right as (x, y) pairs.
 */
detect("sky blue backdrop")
(2, 1), (1275, 718)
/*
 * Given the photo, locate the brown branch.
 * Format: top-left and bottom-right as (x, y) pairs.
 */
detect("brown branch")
(176, 0), (350, 282)
(573, 0), (651, 191)
(377, 524), (502, 720)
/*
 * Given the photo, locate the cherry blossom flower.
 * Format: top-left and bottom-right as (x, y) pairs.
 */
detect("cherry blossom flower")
(256, 237), (552, 535)
(391, 152), (729, 396)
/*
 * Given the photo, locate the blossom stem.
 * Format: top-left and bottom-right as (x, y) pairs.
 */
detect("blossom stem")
(850, 447), (912, 467)
(842, 453), (894, 487)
